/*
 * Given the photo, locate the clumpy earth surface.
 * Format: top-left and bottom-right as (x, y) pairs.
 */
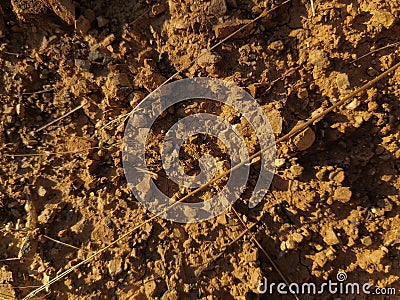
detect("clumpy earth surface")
(1, 0), (400, 299)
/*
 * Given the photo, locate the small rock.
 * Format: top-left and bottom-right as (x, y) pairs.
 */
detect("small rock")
(316, 167), (328, 181)
(336, 73), (350, 92)
(96, 15), (109, 28)
(293, 127), (316, 151)
(275, 158), (285, 168)
(38, 186), (47, 197)
(108, 258), (123, 278)
(268, 40), (285, 51)
(361, 236), (373, 246)
(280, 240), (287, 251)
(329, 169), (345, 184)
(370, 10), (396, 29)
(214, 20), (253, 39)
(75, 15), (91, 35)
(314, 251), (328, 267)
(101, 34), (115, 47)
(322, 227), (340, 246)
(285, 239), (297, 250)
(333, 186), (352, 203)
(346, 99), (360, 110)
(292, 232), (304, 243)
(309, 50), (330, 69)
(151, 3), (166, 16)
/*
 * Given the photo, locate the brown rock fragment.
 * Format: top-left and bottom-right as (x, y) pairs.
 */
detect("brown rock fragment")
(108, 258), (123, 278)
(322, 227), (340, 246)
(214, 20), (254, 39)
(333, 186), (352, 203)
(293, 127), (315, 151)
(75, 15), (91, 35)
(329, 169), (345, 184)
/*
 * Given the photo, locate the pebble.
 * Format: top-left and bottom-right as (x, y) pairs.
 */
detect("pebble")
(292, 232), (304, 243)
(329, 169), (345, 184)
(346, 99), (360, 110)
(285, 239), (297, 250)
(275, 158), (286, 168)
(314, 251), (328, 268)
(38, 186), (47, 197)
(361, 236), (373, 246)
(333, 186), (352, 203)
(336, 73), (350, 92)
(293, 127), (316, 151)
(108, 258), (123, 277)
(322, 227), (340, 245)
